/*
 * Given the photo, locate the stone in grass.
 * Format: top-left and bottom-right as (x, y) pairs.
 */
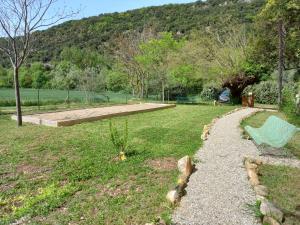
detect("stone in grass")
(260, 200), (284, 222)
(254, 185), (268, 197)
(247, 168), (260, 186)
(178, 156), (193, 177)
(166, 189), (180, 204)
(262, 216), (281, 225)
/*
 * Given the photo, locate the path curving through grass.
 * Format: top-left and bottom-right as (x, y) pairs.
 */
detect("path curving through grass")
(173, 108), (261, 225)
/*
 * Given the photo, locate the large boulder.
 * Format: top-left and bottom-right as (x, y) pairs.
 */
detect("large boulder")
(260, 200), (283, 222)
(178, 156), (193, 177)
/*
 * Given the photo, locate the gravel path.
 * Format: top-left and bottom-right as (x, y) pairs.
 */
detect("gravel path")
(172, 108), (261, 225)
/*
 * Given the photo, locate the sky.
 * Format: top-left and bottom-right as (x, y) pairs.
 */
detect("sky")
(53, 0), (197, 22)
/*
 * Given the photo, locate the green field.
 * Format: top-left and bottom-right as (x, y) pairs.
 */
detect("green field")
(0, 105), (235, 225)
(0, 88), (131, 106)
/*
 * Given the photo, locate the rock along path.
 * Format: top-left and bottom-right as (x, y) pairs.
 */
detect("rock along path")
(172, 108), (262, 225)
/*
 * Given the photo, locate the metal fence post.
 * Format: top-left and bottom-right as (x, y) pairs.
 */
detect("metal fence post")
(37, 89), (40, 110)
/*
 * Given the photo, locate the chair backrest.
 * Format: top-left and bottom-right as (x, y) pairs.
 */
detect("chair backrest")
(259, 115), (298, 148)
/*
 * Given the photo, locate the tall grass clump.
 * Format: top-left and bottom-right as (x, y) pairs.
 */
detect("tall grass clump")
(109, 120), (129, 160)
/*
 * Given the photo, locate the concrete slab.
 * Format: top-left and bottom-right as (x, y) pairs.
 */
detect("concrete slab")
(11, 103), (176, 127)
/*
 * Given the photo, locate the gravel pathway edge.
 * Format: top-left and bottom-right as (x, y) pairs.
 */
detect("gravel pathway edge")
(172, 108), (262, 225)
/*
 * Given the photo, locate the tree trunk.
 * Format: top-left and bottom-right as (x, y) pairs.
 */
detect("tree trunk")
(145, 78), (149, 99)
(278, 19), (285, 106)
(13, 67), (22, 126)
(141, 74), (144, 99)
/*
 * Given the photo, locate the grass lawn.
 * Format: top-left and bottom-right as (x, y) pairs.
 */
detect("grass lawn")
(0, 104), (235, 225)
(259, 165), (300, 224)
(241, 111), (300, 159)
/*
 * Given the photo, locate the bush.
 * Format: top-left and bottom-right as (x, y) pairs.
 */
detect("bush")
(200, 83), (221, 101)
(243, 81), (278, 104)
(282, 82), (299, 116)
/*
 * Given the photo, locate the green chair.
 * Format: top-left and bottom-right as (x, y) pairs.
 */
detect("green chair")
(245, 115), (300, 148)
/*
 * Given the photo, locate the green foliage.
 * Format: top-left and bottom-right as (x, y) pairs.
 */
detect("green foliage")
(0, 0), (265, 67)
(107, 69), (129, 92)
(109, 120), (129, 154)
(282, 82), (299, 115)
(243, 81), (278, 104)
(50, 61), (80, 90)
(200, 82), (221, 101)
(247, 200), (263, 219)
(0, 66), (12, 87)
(251, 0), (300, 70)
(60, 47), (108, 70)
(242, 61), (271, 81)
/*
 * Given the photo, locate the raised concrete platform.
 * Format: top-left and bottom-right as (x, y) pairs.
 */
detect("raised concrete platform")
(11, 103), (176, 127)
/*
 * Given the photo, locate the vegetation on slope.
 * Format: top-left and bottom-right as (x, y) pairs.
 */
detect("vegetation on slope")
(0, 0), (266, 67)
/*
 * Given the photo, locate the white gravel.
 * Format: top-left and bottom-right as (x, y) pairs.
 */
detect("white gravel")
(172, 108), (262, 225)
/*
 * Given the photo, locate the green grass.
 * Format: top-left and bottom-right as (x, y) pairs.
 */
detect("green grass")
(0, 88), (131, 106)
(0, 105), (235, 224)
(241, 111), (300, 159)
(259, 165), (300, 224)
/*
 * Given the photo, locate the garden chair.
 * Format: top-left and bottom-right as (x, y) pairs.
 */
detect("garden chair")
(245, 115), (300, 148)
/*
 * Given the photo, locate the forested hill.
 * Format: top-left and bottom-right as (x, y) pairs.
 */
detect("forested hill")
(1, 0), (265, 66)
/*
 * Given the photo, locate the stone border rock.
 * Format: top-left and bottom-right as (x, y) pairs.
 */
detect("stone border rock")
(244, 157), (284, 225)
(166, 156), (194, 205)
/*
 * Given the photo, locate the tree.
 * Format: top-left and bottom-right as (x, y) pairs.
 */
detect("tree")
(136, 32), (183, 102)
(113, 26), (156, 99)
(253, 0), (300, 105)
(0, 0), (76, 126)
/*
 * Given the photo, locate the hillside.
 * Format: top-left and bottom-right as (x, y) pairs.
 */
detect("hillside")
(0, 0), (266, 67)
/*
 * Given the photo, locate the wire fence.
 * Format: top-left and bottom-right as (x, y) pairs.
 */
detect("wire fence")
(0, 88), (216, 109)
(0, 88), (132, 107)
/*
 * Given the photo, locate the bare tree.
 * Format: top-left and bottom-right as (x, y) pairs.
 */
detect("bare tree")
(0, 0), (77, 126)
(113, 26), (157, 99)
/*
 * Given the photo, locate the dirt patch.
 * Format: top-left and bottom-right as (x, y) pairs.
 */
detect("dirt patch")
(16, 164), (51, 175)
(146, 157), (177, 171)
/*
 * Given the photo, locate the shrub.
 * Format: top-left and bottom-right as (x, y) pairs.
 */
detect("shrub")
(200, 83), (221, 101)
(243, 81), (278, 105)
(109, 120), (128, 160)
(282, 82), (299, 116)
